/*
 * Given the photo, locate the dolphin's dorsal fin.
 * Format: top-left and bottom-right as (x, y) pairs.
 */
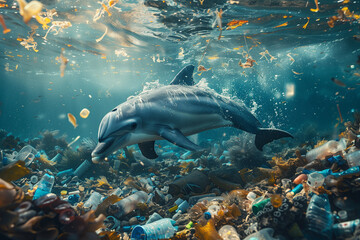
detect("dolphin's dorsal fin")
(158, 126), (203, 151)
(138, 141), (158, 159)
(170, 65), (195, 86)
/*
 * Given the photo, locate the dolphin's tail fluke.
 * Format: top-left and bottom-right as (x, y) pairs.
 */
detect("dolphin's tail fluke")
(255, 128), (293, 151)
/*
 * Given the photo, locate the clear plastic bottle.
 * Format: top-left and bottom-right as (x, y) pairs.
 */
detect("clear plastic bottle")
(306, 194), (333, 239)
(83, 191), (102, 210)
(33, 173), (55, 200)
(306, 139), (346, 162)
(108, 191), (148, 218)
(131, 218), (177, 240)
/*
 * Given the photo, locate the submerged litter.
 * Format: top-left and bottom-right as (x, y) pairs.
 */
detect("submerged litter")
(0, 112), (360, 239)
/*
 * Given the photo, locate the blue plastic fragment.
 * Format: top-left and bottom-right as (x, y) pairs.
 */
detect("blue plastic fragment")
(204, 212), (212, 220)
(327, 155), (345, 166)
(136, 216), (146, 222)
(56, 168), (74, 177)
(291, 184), (303, 194)
(122, 226), (133, 232)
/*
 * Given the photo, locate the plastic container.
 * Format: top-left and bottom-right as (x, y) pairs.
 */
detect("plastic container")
(74, 159), (92, 177)
(33, 173), (55, 200)
(346, 150), (360, 167)
(338, 210), (347, 220)
(108, 191), (148, 218)
(83, 191), (102, 210)
(176, 200), (189, 213)
(306, 194), (333, 239)
(16, 145), (37, 166)
(131, 218), (177, 240)
(219, 225), (240, 240)
(333, 219), (360, 238)
(247, 192), (257, 202)
(307, 172), (325, 188)
(305, 139), (346, 162)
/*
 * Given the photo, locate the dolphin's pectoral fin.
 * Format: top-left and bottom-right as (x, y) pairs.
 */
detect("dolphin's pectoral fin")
(255, 128), (294, 151)
(138, 141), (158, 159)
(159, 127), (202, 151)
(170, 65), (195, 86)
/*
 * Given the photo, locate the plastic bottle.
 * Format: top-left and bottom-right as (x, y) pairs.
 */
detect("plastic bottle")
(83, 191), (102, 210)
(131, 218), (177, 240)
(74, 159), (92, 177)
(219, 225), (240, 240)
(333, 219), (360, 238)
(109, 191), (148, 218)
(305, 139), (346, 162)
(306, 194), (333, 239)
(33, 173), (55, 200)
(345, 150), (360, 167)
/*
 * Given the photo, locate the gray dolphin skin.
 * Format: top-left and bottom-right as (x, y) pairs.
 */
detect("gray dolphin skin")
(91, 65), (293, 163)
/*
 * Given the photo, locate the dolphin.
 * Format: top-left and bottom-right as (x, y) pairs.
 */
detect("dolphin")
(91, 65), (293, 163)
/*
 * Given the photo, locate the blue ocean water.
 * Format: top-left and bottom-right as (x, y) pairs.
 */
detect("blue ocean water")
(0, 0), (359, 145)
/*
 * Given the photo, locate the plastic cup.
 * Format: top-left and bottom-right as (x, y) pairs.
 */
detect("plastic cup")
(131, 218), (177, 240)
(16, 145), (37, 166)
(307, 172), (325, 188)
(338, 210), (347, 220)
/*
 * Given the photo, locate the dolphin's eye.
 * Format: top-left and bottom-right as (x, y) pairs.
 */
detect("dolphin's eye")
(131, 122), (137, 130)
(112, 108), (117, 112)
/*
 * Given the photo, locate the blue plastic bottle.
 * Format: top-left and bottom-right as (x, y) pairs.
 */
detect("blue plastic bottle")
(33, 173), (55, 200)
(305, 194), (333, 239)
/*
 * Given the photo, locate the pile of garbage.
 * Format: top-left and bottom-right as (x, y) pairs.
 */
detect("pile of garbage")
(0, 113), (359, 239)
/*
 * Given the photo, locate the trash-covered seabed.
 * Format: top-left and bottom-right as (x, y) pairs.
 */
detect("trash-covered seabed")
(0, 113), (359, 240)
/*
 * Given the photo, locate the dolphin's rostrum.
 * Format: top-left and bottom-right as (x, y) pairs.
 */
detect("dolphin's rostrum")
(91, 65), (293, 163)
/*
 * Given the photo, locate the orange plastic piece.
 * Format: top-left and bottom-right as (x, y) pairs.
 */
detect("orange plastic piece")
(194, 218), (223, 240)
(229, 189), (249, 199)
(293, 174), (308, 184)
(270, 194), (282, 208)
(0, 14), (11, 34)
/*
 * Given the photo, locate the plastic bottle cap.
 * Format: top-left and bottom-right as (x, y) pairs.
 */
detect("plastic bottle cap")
(204, 211), (212, 220)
